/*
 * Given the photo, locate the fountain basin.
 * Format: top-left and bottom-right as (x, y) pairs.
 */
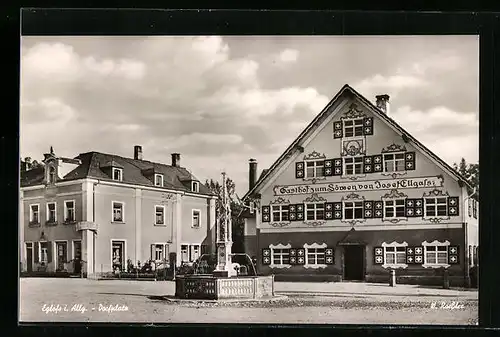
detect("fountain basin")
(175, 274), (275, 300)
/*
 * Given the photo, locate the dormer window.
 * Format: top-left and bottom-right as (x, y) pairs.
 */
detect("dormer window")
(154, 174), (164, 187)
(112, 168), (123, 181)
(48, 166), (56, 184)
(191, 181), (199, 193)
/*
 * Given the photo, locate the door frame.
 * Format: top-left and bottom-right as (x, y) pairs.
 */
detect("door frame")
(54, 240), (69, 271)
(25, 241), (34, 272)
(342, 243), (366, 281)
(110, 239), (127, 271)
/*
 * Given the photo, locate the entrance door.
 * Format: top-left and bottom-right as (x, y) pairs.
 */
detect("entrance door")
(56, 242), (68, 271)
(26, 243), (33, 273)
(112, 241), (125, 272)
(344, 245), (365, 281)
(73, 241), (82, 275)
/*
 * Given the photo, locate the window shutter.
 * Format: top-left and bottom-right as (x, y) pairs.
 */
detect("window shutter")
(34, 242), (39, 263)
(297, 248), (306, 265)
(374, 247), (384, 264)
(363, 117), (374, 135)
(448, 197), (459, 217)
(373, 155), (383, 172)
(325, 202), (334, 220)
(47, 242), (52, 264)
(448, 245), (459, 264)
(262, 248), (271, 265)
(414, 198), (423, 217)
(363, 156), (373, 174)
(333, 202), (343, 219)
(295, 162), (305, 179)
(405, 199), (415, 217)
(414, 246), (424, 264)
(289, 205), (297, 221)
(406, 247), (415, 264)
(374, 201), (383, 218)
(289, 249), (297, 265)
(405, 152), (416, 171)
(363, 201), (374, 218)
(333, 121), (343, 138)
(296, 204), (304, 221)
(324, 159), (334, 176)
(262, 206), (270, 222)
(333, 158), (343, 176)
(325, 248), (334, 265)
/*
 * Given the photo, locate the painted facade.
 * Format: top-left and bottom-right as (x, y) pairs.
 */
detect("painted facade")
(242, 85), (479, 286)
(20, 147), (216, 276)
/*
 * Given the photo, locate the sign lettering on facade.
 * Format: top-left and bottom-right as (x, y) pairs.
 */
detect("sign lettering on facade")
(273, 176), (444, 196)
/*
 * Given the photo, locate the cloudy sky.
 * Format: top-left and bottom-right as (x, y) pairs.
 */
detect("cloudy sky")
(20, 35), (479, 196)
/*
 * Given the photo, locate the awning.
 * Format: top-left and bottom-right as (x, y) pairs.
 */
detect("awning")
(337, 227), (367, 246)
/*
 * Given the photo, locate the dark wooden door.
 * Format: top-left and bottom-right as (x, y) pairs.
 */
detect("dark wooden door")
(56, 242), (68, 271)
(344, 245), (365, 281)
(26, 244), (33, 273)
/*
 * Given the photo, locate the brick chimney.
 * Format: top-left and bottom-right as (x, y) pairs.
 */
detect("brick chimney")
(134, 145), (143, 160)
(249, 158), (258, 190)
(376, 94), (390, 115)
(171, 153), (181, 167)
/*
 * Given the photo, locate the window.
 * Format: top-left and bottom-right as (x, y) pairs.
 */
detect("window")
(48, 166), (56, 184)
(344, 157), (363, 175)
(305, 203), (325, 221)
(307, 248), (326, 265)
(344, 201), (364, 219)
(112, 168), (123, 181)
(385, 246), (407, 265)
(383, 153), (405, 172)
(29, 204), (40, 223)
(424, 245), (448, 265)
(343, 119), (364, 137)
(384, 199), (406, 218)
(191, 245), (200, 262)
(181, 245), (189, 262)
(192, 210), (200, 228)
(46, 202), (57, 222)
(180, 244), (200, 262)
(305, 160), (324, 178)
(154, 174), (164, 187)
(112, 202), (124, 222)
(191, 181), (199, 192)
(40, 245), (48, 264)
(155, 205), (165, 225)
(271, 205), (289, 222)
(64, 200), (75, 222)
(272, 248), (290, 265)
(155, 244), (165, 261)
(472, 200), (478, 219)
(425, 197), (448, 217)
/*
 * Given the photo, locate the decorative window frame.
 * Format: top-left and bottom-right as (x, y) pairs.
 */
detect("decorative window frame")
(29, 203), (40, 224)
(46, 201), (57, 223)
(381, 144), (408, 178)
(153, 242), (168, 262)
(269, 243), (292, 269)
(191, 181), (200, 193)
(63, 199), (76, 223)
(191, 209), (201, 228)
(111, 201), (125, 223)
(154, 174), (164, 187)
(303, 242), (328, 269)
(342, 155), (366, 180)
(269, 197), (291, 227)
(302, 150), (327, 183)
(341, 193), (366, 226)
(381, 241), (409, 269)
(303, 193), (327, 226)
(422, 189), (451, 223)
(422, 240), (451, 269)
(112, 167), (123, 181)
(154, 205), (166, 226)
(381, 189), (408, 223)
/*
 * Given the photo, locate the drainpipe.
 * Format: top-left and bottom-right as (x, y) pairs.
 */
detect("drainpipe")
(93, 181), (100, 277)
(463, 187), (477, 288)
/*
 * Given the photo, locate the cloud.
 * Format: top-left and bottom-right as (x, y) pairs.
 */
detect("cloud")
(278, 48), (299, 63)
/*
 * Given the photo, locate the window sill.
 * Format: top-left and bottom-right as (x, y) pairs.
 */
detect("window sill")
(45, 221), (58, 226)
(422, 264), (451, 269)
(63, 221), (77, 225)
(268, 264), (292, 269)
(154, 223), (166, 227)
(28, 222), (41, 227)
(191, 225), (201, 229)
(382, 264), (408, 269)
(341, 174), (366, 180)
(304, 264), (327, 269)
(382, 217), (408, 224)
(112, 221), (125, 224)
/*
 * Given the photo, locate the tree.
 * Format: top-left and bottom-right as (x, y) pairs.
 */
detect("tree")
(205, 177), (245, 253)
(453, 158), (479, 201)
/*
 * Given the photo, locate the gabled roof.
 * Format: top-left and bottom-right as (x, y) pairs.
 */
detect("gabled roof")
(244, 84), (471, 199)
(20, 151), (215, 196)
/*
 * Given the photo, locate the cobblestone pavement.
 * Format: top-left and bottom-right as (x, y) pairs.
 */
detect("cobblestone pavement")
(19, 278), (478, 325)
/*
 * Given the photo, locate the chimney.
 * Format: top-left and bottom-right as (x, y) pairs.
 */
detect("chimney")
(376, 94), (390, 115)
(171, 153), (181, 167)
(134, 145), (143, 160)
(249, 158), (258, 190)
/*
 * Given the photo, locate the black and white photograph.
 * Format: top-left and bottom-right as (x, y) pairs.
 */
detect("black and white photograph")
(19, 34), (479, 325)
